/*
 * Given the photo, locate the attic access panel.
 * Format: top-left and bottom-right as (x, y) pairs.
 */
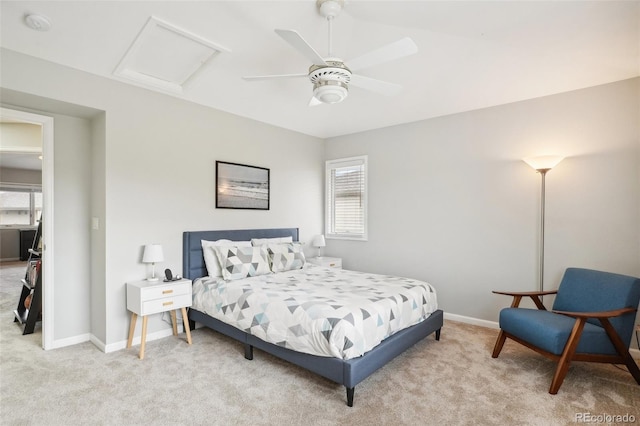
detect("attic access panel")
(114, 16), (231, 94)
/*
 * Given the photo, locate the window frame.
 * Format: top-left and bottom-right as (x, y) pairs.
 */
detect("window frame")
(325, 155), (368, 241)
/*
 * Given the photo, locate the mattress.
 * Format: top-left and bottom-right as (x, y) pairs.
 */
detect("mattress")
(192, 264), (438, 359)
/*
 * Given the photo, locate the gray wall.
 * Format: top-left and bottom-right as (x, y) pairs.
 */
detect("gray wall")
(325, 78), (640, 343)
(0, 229), (20, 260)
(0, 167), (41, 185)
(1, 48), (325, 350)
(2, 46), (638, 351)
(50, 114), (92, 341)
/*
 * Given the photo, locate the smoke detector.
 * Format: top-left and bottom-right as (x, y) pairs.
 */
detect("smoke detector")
(24, 14), (51, 31)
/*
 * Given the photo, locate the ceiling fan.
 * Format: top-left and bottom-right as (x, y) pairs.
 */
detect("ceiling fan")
(243, 0), (418, 106)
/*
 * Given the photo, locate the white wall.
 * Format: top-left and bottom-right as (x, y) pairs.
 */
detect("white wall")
(1, 48), (324, 349)
(325, 78), (640, 334)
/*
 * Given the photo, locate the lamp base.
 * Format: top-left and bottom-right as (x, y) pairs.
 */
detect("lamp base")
(147, 277), (159, 282)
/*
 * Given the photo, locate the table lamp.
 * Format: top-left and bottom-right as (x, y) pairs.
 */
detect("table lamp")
(142, 244), (164, 281)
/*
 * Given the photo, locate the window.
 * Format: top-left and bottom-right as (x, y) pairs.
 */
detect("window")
(0, 188), (42, 226)
(326, 155), (368, 241)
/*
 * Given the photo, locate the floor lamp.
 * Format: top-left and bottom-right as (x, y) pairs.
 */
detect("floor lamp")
(523, 156), (564, 295)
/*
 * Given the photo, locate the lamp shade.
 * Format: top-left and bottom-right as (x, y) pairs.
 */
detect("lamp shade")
(142, 244), (164, 263)
(523, 156), (564, 171)
(312, 235), (326, 248)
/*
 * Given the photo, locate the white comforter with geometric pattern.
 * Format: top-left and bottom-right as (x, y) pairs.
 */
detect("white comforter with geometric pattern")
(192, 264), (438, 360)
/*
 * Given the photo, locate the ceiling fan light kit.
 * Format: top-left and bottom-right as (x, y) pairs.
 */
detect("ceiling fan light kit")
(313, 81), (348, 104)
(243, 0), (417, 106)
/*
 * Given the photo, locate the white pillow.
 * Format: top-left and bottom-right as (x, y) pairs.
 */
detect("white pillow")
(201, 239), (251, 277)
(267, 243), (306, 273)
(214, 245), (271, 280)
(251, 236), (293, 246)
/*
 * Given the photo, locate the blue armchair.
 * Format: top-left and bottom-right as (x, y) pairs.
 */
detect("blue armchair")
(492, 267), (640, 394)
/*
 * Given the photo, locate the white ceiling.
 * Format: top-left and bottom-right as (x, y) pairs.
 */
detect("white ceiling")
(0, 1), (638, 139)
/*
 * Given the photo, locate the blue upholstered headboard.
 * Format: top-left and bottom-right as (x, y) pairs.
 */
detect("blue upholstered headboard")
(182, 228), (299, 280)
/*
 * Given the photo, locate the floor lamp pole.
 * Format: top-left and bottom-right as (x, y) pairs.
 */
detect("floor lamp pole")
(538, 168), (550, 294)
(524, 155), (564, 299)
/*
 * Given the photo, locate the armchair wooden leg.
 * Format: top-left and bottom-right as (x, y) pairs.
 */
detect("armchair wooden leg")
(622, 353), (640, 385)
(600, 318), (640, 385)
(492, 330), (507, 358)
(549, 318), (586, 394)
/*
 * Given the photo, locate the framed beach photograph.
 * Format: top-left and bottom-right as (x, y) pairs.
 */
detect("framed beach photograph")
(216, 161), (270, 210)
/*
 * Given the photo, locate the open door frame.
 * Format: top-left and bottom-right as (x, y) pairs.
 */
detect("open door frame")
(1, 107), (54, 350)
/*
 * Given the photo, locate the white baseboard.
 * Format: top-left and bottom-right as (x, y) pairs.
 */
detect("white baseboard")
(444, 312), (499, 329)
(90, 334), (106, 352)
(49, 333), (91, 349)
(102, 328), (176, 353)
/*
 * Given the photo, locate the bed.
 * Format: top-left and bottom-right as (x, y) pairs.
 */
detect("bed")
(183, 228), (443, 406)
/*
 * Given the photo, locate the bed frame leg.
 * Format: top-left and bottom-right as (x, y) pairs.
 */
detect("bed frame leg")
(188, 319), (196, 331)
(346, 387), (354, 407)
(244, 344), (254, 360)
(435, 328), (441, 341)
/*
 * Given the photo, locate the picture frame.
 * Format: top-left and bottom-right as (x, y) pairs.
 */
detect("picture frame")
(216, 161), (270, 210)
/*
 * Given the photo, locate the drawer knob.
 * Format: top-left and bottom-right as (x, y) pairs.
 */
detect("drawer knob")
(162, 290), (174, 295)
(162, 301), (174, 306)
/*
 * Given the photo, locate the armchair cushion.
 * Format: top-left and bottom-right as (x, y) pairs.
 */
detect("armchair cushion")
(553, 268), (640, 345)
(499, 308), (618, 356)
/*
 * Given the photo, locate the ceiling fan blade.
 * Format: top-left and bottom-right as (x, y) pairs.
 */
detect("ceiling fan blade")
(275, 29), (328, 66)
(243, 73), (308, 81)
(347, 37), (418, 72)
(350, 74), (402, 96)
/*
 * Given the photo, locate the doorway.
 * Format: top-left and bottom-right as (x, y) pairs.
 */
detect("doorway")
(0, 107), (54, 349)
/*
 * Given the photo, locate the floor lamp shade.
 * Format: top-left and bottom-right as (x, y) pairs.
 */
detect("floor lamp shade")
(142, 244), (164, 281)
(523, 156), (564, 172)
(523, 156), (564, 294)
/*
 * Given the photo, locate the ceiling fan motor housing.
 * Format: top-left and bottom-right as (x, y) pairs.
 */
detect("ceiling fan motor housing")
(309, 60), (350, 103)
(317, 0), (345, 19)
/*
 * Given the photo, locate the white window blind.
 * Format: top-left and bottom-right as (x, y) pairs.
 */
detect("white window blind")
(326, 156), (368, 240)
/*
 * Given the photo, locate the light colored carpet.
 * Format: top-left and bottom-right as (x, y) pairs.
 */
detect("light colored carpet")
(1, 262), (638, 425)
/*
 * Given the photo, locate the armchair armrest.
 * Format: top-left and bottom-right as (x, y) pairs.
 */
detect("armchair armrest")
(552, 307), (639, 360)
(493, 290), (558, 297)
(492, 290), (558, 310)
(552, 307), (637, 319)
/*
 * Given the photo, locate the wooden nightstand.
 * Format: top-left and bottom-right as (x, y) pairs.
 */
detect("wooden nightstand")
(307, 256), (342, 269)
(126, 278), (192, 359)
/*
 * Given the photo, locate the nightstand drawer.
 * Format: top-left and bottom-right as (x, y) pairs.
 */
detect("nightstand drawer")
(307, 257), (342, 269)
(142, 293), (191, 316)
(140, 281), (190, 300)
(324, 259), (341, 268)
